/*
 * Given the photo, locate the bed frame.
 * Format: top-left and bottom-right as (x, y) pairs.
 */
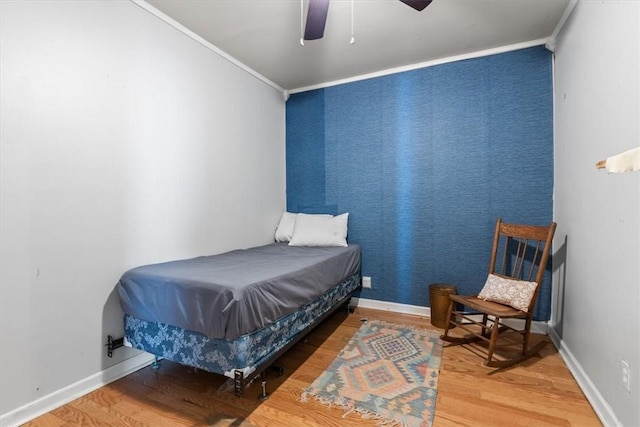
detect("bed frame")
(232, 290), (355, 398)
(112, 272), (361, 398)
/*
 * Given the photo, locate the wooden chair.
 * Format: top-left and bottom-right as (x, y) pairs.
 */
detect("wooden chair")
(440, 218), (557, 368)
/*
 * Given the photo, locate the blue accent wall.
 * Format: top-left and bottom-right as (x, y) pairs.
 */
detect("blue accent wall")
(286, 47), (554, 320)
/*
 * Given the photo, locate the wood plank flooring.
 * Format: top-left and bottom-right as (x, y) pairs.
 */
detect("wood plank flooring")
(23, 307), (601, 426)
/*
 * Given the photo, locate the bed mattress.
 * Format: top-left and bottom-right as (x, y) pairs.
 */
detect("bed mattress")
(117, 243), (361, 340)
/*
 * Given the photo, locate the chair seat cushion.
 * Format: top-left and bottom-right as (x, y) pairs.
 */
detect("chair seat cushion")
(477, 274), (538, 312)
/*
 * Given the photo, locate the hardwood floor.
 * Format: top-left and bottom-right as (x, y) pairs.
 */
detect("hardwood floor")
(24, 307), (601, 426)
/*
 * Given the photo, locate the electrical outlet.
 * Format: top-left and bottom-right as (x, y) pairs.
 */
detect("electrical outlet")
(622, 360), (631, 392)
(362, 276), (372, 289)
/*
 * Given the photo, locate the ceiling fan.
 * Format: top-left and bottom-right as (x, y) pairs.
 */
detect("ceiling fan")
(303, 0), (433, 41)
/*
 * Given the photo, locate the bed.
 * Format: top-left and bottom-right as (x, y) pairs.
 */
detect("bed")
(116, 241), (361, 397)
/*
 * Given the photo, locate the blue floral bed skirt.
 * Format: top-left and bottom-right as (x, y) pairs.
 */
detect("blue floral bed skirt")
(124, 272), (360, 378)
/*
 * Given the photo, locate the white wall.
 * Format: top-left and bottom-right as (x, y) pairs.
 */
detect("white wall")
(552, 1), (639, 425)
(0, 0), (285, 423)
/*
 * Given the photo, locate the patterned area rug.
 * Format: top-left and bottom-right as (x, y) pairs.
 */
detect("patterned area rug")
(302, 320), (443, 427)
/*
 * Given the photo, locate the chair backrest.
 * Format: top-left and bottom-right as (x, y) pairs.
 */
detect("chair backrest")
(488, 218), (557, 312)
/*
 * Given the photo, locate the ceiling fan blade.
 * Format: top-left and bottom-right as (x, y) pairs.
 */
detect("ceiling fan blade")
(304, 0), (330, 40)
(399, 0), (433, 12)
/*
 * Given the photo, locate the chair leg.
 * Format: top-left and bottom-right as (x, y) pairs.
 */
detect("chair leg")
(485, 340), (548, 369)
(483, 315), (549, 369)
(523, 316), (532, 354)
(441, 299), (482, 344)
(482, 314), (490, 338)
(442, 299), (454, 338)
(485, 316), (501, 365)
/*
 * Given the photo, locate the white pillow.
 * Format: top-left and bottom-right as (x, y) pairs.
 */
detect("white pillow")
(477, 274), (538, 312)
(274, 212), (297, 242)
(289, 213), (349, 247)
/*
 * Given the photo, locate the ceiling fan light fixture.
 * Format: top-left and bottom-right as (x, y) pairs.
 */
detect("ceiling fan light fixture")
(303, 0), (330, 40)
(399, 0), (433, 12)
(301, 0), (430, 44)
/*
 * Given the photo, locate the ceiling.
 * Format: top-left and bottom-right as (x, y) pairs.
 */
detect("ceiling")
(144, 0), (570, 91)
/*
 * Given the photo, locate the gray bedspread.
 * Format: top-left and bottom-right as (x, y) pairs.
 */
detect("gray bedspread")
(117, 243), (361, 340)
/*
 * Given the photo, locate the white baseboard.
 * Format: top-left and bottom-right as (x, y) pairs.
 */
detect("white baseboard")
(351, 297), (548, 334)
(0, 352), (155, 427)
(502, 318), (548, 335)
(548, 327), (621, 427)
(350, 297), (431, 317)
